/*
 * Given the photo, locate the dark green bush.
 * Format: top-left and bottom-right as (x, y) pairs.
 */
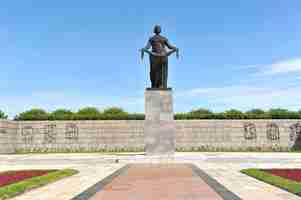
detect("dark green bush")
(127, 113), (145, 120)
(49, 109), (74, 120)
(0, 110), (7, 119)
(15, 109), (49, 121)
(267, 108), (300, 119)
(174, 113), (193, 120)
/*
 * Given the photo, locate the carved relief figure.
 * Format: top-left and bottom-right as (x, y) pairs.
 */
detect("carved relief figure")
(243, 122), (257, 140)
(43, 124), (57, 144)
(65, 123), (79, 141)
(21, 126), (34, 144)
(266, 123), (280, 141)
(289, 122), (301, 141)
(0, 128), (7, 134)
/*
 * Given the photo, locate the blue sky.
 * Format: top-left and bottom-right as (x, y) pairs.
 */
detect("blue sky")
(1, 1), (301, 118)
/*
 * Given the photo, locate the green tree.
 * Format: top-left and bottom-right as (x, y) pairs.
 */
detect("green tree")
(103, 107), (127, 115)
(15, 109), (49, 121)
(102, 107), (128, 120)
(245, 108), (267, 119)
(188, 108), (214, 119)
(49, 109), (74, 120)
(246, 108), (265, 115)
(268, 108), (299, 119)
(189, 108), (212, 115)
(222, 109), (245, 119)
(75, 107), (100, 120)
(0, 110), (7, 119)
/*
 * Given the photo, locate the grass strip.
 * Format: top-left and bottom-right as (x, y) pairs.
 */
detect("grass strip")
(241, 168), (301, 196)
(0, 169), (79, 200)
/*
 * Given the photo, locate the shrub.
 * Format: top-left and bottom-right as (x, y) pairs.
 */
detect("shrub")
(127, 113), (145, 120)
(213, 112), (226, 119)
(188, 108), (214, 119)
(103, 107), (127, 115)
(222, 109), (246, 119)
(15, 109), (49, 121)
(75, 107), (101, 120)
(11, 107), (301, 120)
(246, 108), (265, 115)
(49, 109), (74, 120)
(245, 108), (267, 119)
(102, 107), (129, 119)
(267, 108), (300, 119)
(0, 110), (7, 119)
(174, 113), (190, 120)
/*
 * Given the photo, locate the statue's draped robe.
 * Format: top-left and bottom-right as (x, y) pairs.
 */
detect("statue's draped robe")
(149, 54), (168, 88)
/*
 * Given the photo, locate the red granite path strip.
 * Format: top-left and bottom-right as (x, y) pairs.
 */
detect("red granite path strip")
(90, 164), (223, 200)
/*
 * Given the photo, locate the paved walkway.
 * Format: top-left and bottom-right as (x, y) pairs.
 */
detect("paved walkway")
(0, 152), (300, 200)
(89, 164), (224, 200)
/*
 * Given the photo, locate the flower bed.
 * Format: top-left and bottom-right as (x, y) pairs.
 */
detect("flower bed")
(241, 168), (301, 197)
(0, 170), (57, 187)
(0, 169), (78, 199)
(262, 169), (301, 182)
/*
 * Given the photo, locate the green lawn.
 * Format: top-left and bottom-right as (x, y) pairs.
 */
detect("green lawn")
(241, 168), (301, 197)
(0, 169), (79, 200)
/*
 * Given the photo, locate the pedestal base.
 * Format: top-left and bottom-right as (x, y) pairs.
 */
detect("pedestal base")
(144, 89), (175, 155)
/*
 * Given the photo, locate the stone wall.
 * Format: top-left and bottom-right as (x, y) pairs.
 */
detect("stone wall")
(175, 120), (301, 151)
(0, 120), (301, 153)
(15, 121), (144, 153)
(0, 120), (17, 154)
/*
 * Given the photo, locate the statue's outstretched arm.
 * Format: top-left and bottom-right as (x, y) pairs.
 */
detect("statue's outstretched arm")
(165, 40), (177, 50)
(143, 40), (151, 50)
(165, 40), (179, 59)
(140, 40), (151, 60)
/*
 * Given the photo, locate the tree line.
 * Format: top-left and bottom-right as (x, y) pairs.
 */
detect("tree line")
(1, 108), (301, 120)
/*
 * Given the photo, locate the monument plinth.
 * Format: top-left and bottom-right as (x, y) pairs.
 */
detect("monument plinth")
(141, 25), (178, 155)
(144, 89), (175, 155)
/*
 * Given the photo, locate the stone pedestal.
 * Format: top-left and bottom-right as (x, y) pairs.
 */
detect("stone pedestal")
(144, 88), (175, 155)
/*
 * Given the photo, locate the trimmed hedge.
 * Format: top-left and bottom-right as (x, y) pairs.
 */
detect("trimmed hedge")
(175, 108), (301, 120)
(14, 107), (145, 121)
(11, 107), (301, 121)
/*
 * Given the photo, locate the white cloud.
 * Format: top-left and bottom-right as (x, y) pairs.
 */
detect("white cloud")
(249, 58), (301, 76)
(177, 84), (301, 111)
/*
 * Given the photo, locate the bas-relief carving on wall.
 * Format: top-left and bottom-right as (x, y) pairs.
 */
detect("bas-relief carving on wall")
(243, 123), (257, 140)
(43, 124), (57, 144)
(266, 123), (280, 141)
(65, 123), (79, 141)
(289, 122), (301, 142)
(21, 126), (35, 144)
(0, 128), (7, 134)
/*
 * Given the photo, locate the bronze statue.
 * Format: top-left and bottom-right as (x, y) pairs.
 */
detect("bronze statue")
(140, 25), (179, 89)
